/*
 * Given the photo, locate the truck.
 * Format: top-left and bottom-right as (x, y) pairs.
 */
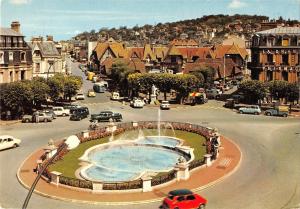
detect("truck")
(264, 106), (289, 117)
(90, 111), (123, 122)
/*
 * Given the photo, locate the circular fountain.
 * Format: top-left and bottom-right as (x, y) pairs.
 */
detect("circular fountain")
(79, 136), (192, 182)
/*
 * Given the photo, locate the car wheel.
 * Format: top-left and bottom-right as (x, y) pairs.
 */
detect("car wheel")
(283, 114), (288, 117)
(254, 112), (259, 115)
(44, 118), (47, 122)
(239, 110), (243, 114)
(266, 112), (271, 116)
(62, 113), (66, 116)
(13, 143), (18, 148)
(198, 204), (206, 209)
(25, 119), (30, 123)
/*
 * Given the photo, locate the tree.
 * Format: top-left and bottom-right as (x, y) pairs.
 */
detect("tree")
(267, 80), (289, 102)
(63, 76), (83, 102)
(30, 78), (50, 109)
(47, 75), (64, 103)
(1, 81), (33, 117)
(109, 60), (135, 96)
(238, 80), (268, 104)
(286, 83), (300, 104)
(190, 66), (215, 88)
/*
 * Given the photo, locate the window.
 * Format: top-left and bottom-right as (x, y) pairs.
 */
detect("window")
(21, 71), (25, 80)
(21, 52), (26, 61)
(282, 39), (289, 47)
(9, 52), (13, 61)
(35, 63), (40, 72)
(0, 51), (4, 64)
(9, 71), (13, 82)
(267, 54), (273, 64)
(266, 71), (273, 81)
(282, 71), (288, 81)
(171, 56), (177, 63)
(177, 196), (185, 202)
(186, 195), (196, 200)
(282, 54), (289, 65)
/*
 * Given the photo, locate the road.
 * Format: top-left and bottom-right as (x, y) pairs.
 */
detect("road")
(0, 62), (299, 209)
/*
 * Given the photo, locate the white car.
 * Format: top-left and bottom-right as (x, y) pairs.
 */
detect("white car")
(132, 99), (145, 108)
(0, 135), (21, 151)
(160, 101), (170, 110)
(75, 93), (85, 100)
(52, 106), (70, 116)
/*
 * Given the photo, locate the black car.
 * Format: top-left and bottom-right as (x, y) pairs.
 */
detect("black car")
(90, 111), (122, 122)
(70, 107), (89, 121)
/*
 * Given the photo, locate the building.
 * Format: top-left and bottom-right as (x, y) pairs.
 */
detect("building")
(250, 27), (300, 83)
(0, 21), (32, 83)
(29, 36), (65, 79)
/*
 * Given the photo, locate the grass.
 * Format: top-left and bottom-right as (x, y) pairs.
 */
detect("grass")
(48, 129), (206, 178)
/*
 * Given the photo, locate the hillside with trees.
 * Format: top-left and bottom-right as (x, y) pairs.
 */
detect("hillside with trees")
(73, 14), (299, 46)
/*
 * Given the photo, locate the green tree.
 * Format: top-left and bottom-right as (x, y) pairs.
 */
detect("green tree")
(30, 78), (50, 109)
(267, 80), (289, 101)
(286, 83), (299, 104)
(238, 80), (268, 104)
(2, 81), (33, 117)
(190, 66), (215, 88)
(47, 76), (64, 103)
(109, 60), (135, 96)
(63, 76), (83, 102)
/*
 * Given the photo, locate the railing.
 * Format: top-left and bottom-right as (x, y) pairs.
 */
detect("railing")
(188, 159), (205, 171)
(103, 179), (142, 190)
(151, 170), (177, 186)
(59, 176), (93, 189)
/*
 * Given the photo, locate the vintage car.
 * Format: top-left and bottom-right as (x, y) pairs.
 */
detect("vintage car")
(0, 135), (21, 151)
(239, 105), (261, 115)
(161, 189), (207, 209)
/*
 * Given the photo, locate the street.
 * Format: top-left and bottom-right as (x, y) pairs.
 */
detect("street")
(0, 62), (300, 209)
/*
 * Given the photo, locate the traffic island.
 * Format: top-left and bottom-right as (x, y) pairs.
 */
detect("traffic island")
(17, 122), (242, 205)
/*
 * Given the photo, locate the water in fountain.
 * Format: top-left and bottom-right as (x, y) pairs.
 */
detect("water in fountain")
(164, 122), (176, 137)
(138, 128), (145, 140)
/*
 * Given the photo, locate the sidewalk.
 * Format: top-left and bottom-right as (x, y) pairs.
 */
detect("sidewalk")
(0, 119), (20, 126)
(17, 136), (241, 205)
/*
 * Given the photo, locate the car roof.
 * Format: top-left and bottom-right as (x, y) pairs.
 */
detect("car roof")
(0, 135), (14, 139)
(168, 189), (193, 196)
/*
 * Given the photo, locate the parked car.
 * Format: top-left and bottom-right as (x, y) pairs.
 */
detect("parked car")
(75, 93), (85, 100)
(40, 109), (56, 119)
(64, 104), (81, 114)
(239, 105), (261, 115)
(160, 101), (170, 110)
(87, 89), (96, 97)
(265, 106), (289, 117)
(206, 88), (222, 99)
(0, 135), (21, 151)
(111, 92), (120, 100)
(161, 189), (207, 209)
(93, 83), (106, 93)
(52, 106), (70, 116)
(130, 99), (145, 108)
(90, 111), (123, 122)
(70, 107), (89, 121)
(22, 112), (53, 123)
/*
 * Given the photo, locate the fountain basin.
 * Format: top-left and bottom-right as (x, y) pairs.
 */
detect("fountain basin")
(79, 136), (192, 182)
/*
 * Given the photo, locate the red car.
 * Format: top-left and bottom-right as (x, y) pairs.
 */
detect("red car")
(161, 189), (207, 209)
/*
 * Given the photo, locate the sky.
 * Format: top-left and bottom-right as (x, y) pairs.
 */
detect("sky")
(1, 0), (300, 41)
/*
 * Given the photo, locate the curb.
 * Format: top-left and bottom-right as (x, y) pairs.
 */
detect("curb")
(0, 120), (21, 126)
(17, 136), (242, 206)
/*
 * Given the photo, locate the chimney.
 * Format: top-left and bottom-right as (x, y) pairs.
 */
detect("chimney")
(11, 21), (20, 33)
(46, 35), (53, 42)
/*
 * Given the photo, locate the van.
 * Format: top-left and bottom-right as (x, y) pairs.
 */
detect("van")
(93, 83), (106, 93)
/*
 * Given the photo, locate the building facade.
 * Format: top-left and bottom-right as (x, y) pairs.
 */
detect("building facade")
(29, 36), (65, 79)
(0, 21), (32, 83)
(250, 27), (300, 83)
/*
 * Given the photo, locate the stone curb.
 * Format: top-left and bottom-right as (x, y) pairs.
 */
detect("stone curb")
(17, 136), (242, 206)
(0, 120), (21, 126)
